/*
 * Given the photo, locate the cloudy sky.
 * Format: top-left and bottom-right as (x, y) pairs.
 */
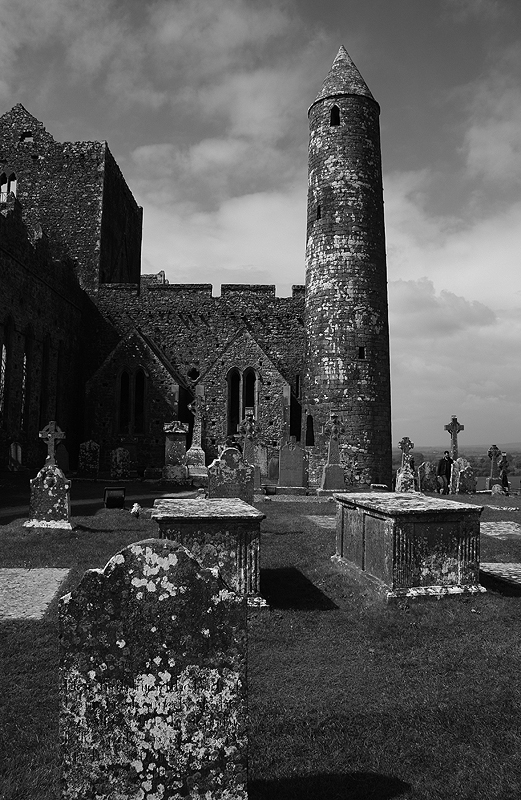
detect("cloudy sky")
(1, 0), (521, 447)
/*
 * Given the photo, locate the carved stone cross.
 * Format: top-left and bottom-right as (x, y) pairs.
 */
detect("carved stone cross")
(398, 436), (414, 469)
(444, 415), (464, 459)
(324, 413), (345, 465)
(488, 445), (501, 478)
(39, 420), (65, 465)
(238, 409), (260, 467)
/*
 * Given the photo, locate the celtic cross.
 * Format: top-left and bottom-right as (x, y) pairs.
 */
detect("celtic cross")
(487, 445), (501, 478)
(39, 420), (65, 465)
(444, 415), (464, 459)
(324, 413), (346, 465)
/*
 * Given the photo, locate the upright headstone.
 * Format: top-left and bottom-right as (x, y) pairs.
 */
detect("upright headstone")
(444, 415), (464, 460)
(238, 409), (262, 490)
(25, 421), (71, 529)
(208, 447), (255, 504)
(486, 444), (502, 490)
(77, 440), (100, 478)
(162, 420), (189, 483)
(60, 540), (248, 800)
(185, 386), (208, 486)
(110, 447), (131, 480)
(498, 452), (510, 494)
(318, 413), (346, 493)
(8, 441), (22, 471)
(395, 436), (416, 493)
(452, 457), (477, 494)
(278, 436), (308, 493)
(417, 461), (439, 493)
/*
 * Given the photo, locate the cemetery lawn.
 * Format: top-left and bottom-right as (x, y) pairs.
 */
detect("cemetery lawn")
(1, 495), (521, 799)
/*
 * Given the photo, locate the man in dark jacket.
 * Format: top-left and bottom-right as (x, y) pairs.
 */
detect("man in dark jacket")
(437, 451), (453, 494)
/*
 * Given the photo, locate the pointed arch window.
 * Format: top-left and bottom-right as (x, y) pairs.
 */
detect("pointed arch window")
(330, 105), (340, 126)
(305, 414), (315, 446)
(0, 343), (7, 426)
(118, 368), (147, 434)
(227, 368), (241, 436)
(39, 335), (51, 428)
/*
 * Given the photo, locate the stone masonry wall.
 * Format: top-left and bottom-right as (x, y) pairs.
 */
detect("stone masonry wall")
(304, 93), (392, 487)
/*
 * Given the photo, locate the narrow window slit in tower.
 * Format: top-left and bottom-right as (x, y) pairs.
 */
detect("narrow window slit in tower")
(358, 346), (366, 360)
(316, 204), (321, 220)
(330, 105), (340, 126)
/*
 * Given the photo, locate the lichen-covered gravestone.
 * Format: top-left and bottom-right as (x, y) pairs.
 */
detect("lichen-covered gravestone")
(110, 447), (131, 479)
(25, 421), (71, 528)
(77, 440), (100, 478)
(60, 539), (247, 800)
(453, 457), (477, 494)
(417, 461), (439, 493)
(207, 447), (254, 504)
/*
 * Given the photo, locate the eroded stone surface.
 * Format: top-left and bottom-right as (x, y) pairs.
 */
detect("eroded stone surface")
(278, 437), (308, 488)
(25, 463), (71, 528)
(77, 440), (100, 478)
(207, 448), (254, 504)
(60, 539), (247, 800)
(110, 447), (131, 479)
(0, 568), (69, 619)
(417, 461), (439, 493)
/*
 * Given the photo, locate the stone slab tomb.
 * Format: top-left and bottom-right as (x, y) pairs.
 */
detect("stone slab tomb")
(152, 498), (265, 603)
(333, 492), (485, 602)
(60, 539), (248, 800)
(277, 437), (308, 494)
(207, 447), (255, 504)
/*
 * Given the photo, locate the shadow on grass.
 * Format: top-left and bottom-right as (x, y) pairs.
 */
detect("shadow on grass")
(479, 571), (521, 597)
(261, 567), (338, 610)
(249, 771), (411, 799)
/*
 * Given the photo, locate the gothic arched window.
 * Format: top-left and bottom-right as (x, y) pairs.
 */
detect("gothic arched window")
(134, 369), (145, 434)
(119, 371), (131, 434)
(227, 368), (241, 436)
(117, 368), (147, 434)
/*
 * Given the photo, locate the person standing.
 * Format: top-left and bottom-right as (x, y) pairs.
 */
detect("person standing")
(437, 451), (453, 494)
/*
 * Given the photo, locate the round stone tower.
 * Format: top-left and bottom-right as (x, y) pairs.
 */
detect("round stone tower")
(303, 46), (392, 488)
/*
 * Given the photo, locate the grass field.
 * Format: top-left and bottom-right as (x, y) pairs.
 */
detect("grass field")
(2, 494), (521, 799)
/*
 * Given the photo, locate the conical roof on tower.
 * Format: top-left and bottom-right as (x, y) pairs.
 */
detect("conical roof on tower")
(310, 46), (375, 110)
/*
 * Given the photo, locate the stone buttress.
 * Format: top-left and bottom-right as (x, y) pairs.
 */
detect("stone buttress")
(303, 46), (392, 488)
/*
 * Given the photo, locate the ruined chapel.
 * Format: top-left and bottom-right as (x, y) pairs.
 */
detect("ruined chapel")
(0, 47), (392, 488)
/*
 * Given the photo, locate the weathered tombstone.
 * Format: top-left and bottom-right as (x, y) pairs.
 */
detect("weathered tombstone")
(77, 440), (100, 478)
(25, 421), (71, 529)
(417, 461), (439, 493)
(499, 452), (510, 493)
(395, 436), (416, 493)
(8, 441), (22, 471)
(60, 540), (248, 800)
(185, 386), (208, 486)
(208, 447), (255, 504)
(267, 451), (279, 480)
(110, 447), (131, 480)
(453, 457), (477, 494)
(318, 413), (346, 493)
(444, 415), (464, 459)
(162, 420), (189, 483)
(333, 492), (486, 602)
(238, 409), (262, 490)
(277, 436), (308, 494)
(486, 444), (502, 490)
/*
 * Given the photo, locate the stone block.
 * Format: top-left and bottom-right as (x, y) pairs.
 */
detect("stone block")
(333, 492), (485, 602)
(60, 539), (248, 800)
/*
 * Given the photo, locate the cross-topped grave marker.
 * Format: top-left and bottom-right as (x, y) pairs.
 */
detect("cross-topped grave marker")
(488, 444), (501, 478)
(324, 413), (346, 465)
(39, 421), (65, 466)
(444, 415), (464, 459)
(318, 413), (346, 493)
(398, 436), (414, 469)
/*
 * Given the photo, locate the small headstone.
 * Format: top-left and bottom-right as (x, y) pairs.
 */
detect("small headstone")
(278, 436), (308, 488)
(162, 420), (189, 483)
(60, 540), (248, 800)
(267, 452), (279, 480)
(486, 444), (502, 490)
(25, 464), (72, 528)
(8, 441), (22, 471)
(78, 440), (100, 478)
(417, 461), (439, 493)
(110, 447), (131, 480)
(185, 387), (208, 486)
(319, 413), (346, 492)
(395, 436), (416, 493)
(453, 457), (477, 494)
(208, 447), (255, 504)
